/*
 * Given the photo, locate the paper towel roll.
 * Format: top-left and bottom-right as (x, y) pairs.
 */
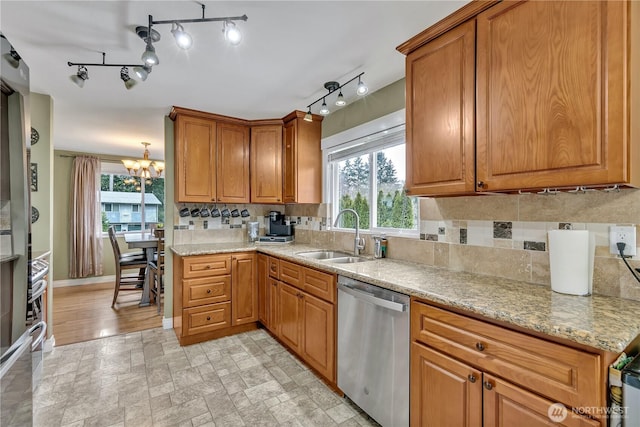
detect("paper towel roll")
(548, 230), (595, 295)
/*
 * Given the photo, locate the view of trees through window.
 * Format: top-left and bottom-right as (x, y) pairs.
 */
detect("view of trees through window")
(100, 172), (165, 232)
(335, 143), (417, 232)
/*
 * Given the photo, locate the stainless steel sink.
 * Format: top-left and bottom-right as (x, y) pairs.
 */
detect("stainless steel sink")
(296, 250), (352, 260)
(327, 256), (369, 264)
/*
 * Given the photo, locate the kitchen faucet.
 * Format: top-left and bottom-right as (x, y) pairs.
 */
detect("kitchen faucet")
(333, 209), (365, 256)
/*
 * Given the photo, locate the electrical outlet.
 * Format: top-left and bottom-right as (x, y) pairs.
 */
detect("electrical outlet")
(609, 225), (637, 256)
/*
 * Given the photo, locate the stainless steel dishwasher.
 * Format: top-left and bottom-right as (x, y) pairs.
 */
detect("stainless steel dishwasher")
(337, 275), (409, 427)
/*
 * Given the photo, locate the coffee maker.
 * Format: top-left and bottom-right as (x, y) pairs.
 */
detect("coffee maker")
(259, 211), (294, 242)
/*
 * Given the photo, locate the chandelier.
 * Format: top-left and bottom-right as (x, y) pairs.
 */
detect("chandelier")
(121, 142), (164, 179)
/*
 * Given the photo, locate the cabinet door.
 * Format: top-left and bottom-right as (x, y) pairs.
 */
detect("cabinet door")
(231, 253), (257, 326)
(405, 19), (476, 196)
(411, 342), (482, 427)
(282, 119), (297, 203)
(476, 1), (627, 191)
(257, 254), (268, 326)
(175, 115), (216, 202)
(267, 278), (279, 335)
(283, 116), (323, 203)
(483, 374), (600, 427)
(216, 122), (250, 203)
(301, 292), (335, 381)
(278, 282), (303, 353)
(251, 125), (283, 203)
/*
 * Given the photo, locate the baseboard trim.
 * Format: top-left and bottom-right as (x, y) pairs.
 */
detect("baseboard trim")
(162, 317), (173, 329)
(53, 275), (115, 288)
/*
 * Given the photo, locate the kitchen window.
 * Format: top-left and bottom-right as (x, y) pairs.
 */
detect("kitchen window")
(327, 121), (418, 236)
(99, 162), (164, 234)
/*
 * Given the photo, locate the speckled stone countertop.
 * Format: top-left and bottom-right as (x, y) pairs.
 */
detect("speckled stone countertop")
(171, 242), (640, 353)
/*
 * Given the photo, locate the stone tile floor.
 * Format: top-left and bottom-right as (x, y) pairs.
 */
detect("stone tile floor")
(34, 327), (379, 427)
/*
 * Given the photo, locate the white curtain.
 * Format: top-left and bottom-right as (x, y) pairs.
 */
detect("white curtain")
(69, 156), (103, 278)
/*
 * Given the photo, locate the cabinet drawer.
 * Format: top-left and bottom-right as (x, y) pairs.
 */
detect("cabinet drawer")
(411, 301), (601, 409)
(183, 276), (231, 308)
(268, 257), (279, 279)
(182, 254), (231, 278)
(303, 268), (336, 303)
(279, 260), (302, 288)
(183, 302), (231, 336)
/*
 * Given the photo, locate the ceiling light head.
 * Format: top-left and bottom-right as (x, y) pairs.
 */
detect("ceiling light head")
(223, 21), (242, 45)
(356, 77), (368, 96)
(319, 98), (330, 116)
(335, 90), (346, 106)
(171, 22), (192, 50)
(133, 65), (152, 81)
(4, 47), (21, 68)
(70, 65), (89, 88)
(141, 44), (159, 66)
(304, 108), (313, 122)
(120, 67), (136, 90)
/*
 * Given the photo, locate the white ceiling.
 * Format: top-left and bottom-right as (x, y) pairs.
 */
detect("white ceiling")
(1, 1), (466, 159)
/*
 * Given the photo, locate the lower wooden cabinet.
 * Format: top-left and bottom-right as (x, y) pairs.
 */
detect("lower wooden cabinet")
(278, 282), (303, 353)
(173, 252), (258, 345)
(300, 291), (335, 382)
(257, 254), (280, 336)
(410, 300), (607, 426)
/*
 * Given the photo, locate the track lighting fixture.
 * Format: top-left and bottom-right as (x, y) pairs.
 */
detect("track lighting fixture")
(304, 72), (368, 121)
(70, 65), (89, 88)
(171, 22), (192, 50)
(319, 98), (330, 115)
(67, 52), (143, 89)
(120, 67), (136, 90)
(356, 76), (369, 96)
(66, 4), (247, 88)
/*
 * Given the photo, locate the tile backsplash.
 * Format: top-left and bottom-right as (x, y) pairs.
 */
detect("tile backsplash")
(172, 190), (640, 302)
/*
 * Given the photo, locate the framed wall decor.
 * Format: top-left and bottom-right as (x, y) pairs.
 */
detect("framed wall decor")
(30, 163), (37, 192)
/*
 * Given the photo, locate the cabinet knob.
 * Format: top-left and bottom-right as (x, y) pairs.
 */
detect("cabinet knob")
(483, 381), (493, 391)
(468, 374), (476, 383)
(277, 199), (280, 202)
(206, 265), (211, 269)
(207, 289), (211, 294)
(206, 316), (211, 321)
(477, 181), (486, 189)
(475, 342), (485, 351)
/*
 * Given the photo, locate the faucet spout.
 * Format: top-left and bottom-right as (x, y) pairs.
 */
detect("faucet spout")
(333, 209), (365, 256)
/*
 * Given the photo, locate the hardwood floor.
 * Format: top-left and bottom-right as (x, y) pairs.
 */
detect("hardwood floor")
(52, 282), (163, 346)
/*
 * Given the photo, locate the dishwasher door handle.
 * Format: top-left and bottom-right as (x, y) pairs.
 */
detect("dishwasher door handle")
(338, 284), (407, 312)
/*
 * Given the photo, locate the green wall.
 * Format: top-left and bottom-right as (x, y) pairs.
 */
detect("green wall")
(30, 93), (53, 254)
(321, 78), (405, 137)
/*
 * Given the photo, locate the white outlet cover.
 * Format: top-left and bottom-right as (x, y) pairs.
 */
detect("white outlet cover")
(609, 225), (637, 256)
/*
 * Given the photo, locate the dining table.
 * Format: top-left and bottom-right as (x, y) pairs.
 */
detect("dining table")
(124, 231), (158, 307)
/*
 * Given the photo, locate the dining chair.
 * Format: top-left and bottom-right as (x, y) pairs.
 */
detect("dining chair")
(108, 226), (148, 307)
(149, 228), (165, 313)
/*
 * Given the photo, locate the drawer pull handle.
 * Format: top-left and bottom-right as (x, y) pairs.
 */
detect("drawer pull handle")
(207, 289), (211, 294)
(475, 342), (485, 351)
(468, 374), (476, 383)
(206, 316), (211, 321)
(483, 381), (493, 391)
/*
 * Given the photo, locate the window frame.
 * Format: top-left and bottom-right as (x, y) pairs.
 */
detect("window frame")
(323, 109), (419, 238)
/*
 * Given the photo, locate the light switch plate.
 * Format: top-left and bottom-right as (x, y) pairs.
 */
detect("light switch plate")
(609, 225), (637, 256)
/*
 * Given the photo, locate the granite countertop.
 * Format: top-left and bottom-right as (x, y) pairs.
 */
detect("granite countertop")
(171, 242), (640, 353)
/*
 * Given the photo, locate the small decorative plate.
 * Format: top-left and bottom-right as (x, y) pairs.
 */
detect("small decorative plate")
(31, 206), (39, 223)
(31, 127), (39, 145)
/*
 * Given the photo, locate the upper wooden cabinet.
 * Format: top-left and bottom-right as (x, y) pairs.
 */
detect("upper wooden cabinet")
(250, 124), (283, 203)
(283, 112), (323, 203)
(405, 19), (476, 195)
(399, 0), (638, 195)
(172, 108), (250, 203)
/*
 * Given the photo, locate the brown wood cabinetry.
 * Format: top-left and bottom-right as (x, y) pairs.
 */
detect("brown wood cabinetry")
(399, 0), (638, 195)
(172, 108), (250, 203)
(283, 112), (323, 203)
(231, 253), (257, 326)
(410, 300), (607, 426)
(250, 124), (283, 203)
(257, 254), (268, 326)
(263, 256), (336, 384)
(173, 252), (257, 346)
